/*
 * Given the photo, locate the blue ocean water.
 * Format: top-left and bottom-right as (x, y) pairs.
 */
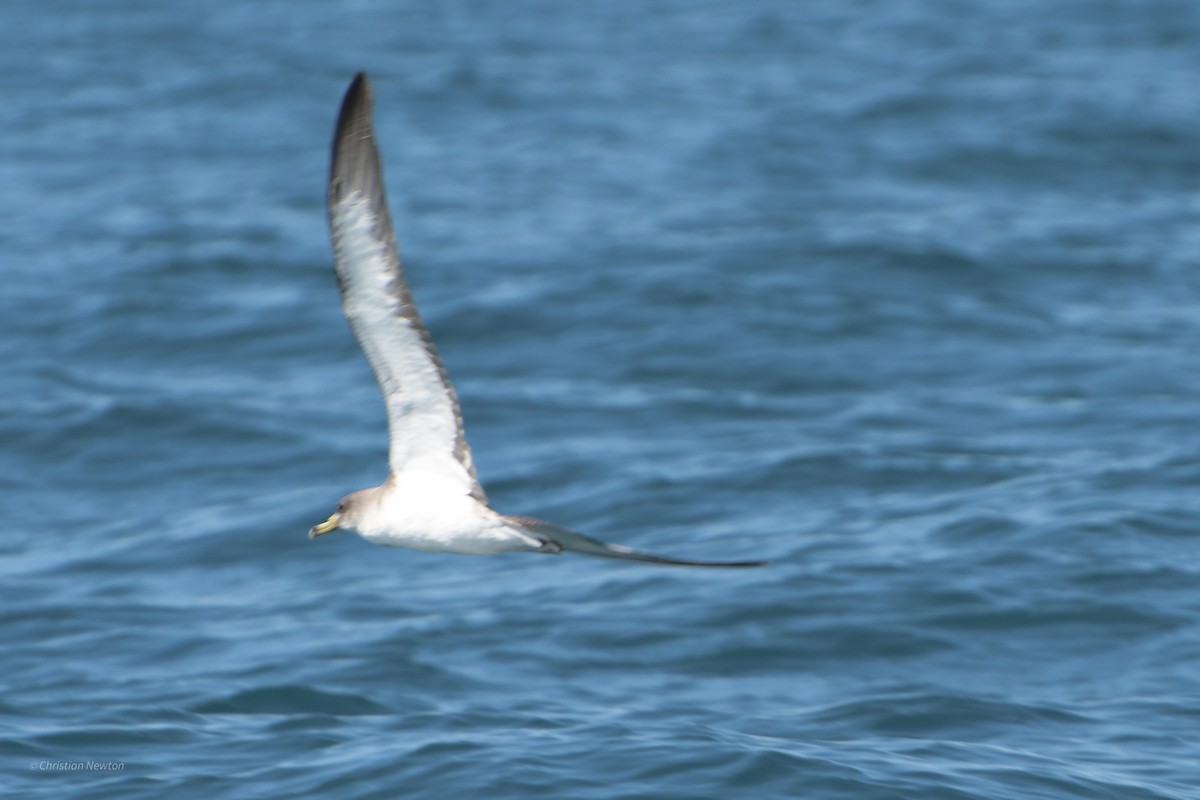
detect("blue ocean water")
(4, 1), (1200, 797)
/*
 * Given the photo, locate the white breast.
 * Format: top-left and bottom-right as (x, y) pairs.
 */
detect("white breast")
(354, 471), (526, 554)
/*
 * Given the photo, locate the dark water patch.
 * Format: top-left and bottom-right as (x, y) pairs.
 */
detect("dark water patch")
(190, 686), (387, 717)
(924, 599), (1186, 639)
(810, 692), (1092, 739)
(29, 723), (203, 749)
(931, 511), (1027, 543)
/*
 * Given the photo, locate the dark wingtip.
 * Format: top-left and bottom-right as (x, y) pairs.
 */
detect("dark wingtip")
(348, 71), (370, 98)
(625, 556), (770, 569)
(333, 72), (373, 151)
(345, 71), (370, 109)
(505, 515), (769, 569)
(329, 71), (387, 213)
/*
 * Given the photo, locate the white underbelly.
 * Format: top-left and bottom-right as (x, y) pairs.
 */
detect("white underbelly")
(362, 520), (526, 554)
(356, 487), (529, 554)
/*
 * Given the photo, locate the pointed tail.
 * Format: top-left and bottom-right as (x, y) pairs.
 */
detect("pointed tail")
(505, 515), (767, 568)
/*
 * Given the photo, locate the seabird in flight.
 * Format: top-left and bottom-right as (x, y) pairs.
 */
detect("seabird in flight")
(309, 73), (765, 568)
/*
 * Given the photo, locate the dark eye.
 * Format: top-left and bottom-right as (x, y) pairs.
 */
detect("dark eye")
(336, 501), (346, 513)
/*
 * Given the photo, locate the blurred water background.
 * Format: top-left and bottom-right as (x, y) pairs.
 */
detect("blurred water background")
(3, 1), (1200, 798)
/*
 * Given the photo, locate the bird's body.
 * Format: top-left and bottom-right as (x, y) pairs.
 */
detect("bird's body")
(338, 477), (549, 555)
(309, 73), (765, 569)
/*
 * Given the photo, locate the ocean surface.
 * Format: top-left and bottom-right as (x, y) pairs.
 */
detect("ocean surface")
(3, 1), (1199, 798)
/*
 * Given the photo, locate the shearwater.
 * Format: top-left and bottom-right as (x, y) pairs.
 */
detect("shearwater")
(309, 73), (765, 568)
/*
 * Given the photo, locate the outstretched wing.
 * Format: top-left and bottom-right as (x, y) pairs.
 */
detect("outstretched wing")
(505, 515), (767, 568)
(328, 73), (486, 502)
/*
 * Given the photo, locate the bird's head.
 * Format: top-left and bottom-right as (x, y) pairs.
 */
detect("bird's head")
(309, 489), (375, 539)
